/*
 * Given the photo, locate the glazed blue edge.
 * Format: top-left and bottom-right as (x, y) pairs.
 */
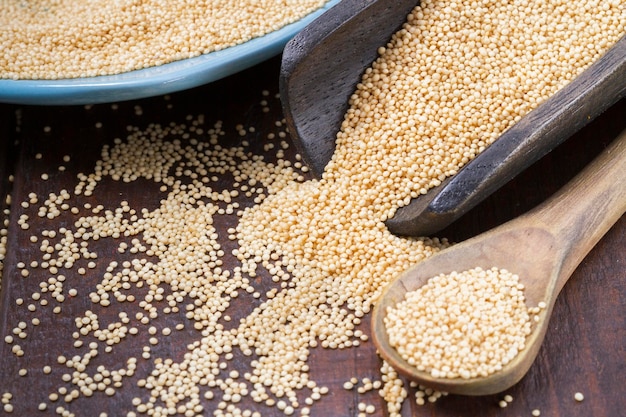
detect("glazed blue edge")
(0, 0), (340, 106)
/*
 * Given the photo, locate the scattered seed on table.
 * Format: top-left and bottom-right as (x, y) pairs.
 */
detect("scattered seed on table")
(1, 1), (623, 414)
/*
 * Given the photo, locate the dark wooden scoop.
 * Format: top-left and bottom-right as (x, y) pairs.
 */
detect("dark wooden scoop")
(280, 0), (626, 236)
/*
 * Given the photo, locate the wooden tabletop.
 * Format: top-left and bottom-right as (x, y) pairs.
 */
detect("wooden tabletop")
(0, 56), (624, 417)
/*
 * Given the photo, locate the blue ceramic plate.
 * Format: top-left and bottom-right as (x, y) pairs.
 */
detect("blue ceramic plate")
(0, 0), (340, 106)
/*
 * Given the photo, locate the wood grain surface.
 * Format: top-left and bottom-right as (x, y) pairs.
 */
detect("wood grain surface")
(0, 56), (624, 417)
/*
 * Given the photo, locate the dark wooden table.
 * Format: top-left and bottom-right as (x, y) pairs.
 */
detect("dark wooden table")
(0, 56), (624, 417)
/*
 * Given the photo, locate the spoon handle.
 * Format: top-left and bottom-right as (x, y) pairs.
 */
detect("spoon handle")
(525, 129), (626, 291)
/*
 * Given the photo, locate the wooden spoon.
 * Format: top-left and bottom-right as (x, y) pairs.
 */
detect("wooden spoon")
(280, 0), (626, 236)
(370, 128), (626, 396)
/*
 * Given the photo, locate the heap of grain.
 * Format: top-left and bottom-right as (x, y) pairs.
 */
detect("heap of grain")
(384, 267), (546, 380)
(1, 0), (623, 416)
(0, 0), (328, 79)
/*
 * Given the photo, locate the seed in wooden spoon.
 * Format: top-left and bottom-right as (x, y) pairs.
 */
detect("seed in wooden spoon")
(384, 266), (545, 379)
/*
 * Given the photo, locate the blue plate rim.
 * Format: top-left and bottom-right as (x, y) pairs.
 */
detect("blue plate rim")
(0, 0), (340, 106)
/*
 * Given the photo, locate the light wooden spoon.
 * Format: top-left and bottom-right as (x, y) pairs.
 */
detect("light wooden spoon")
(371, 128), (626, 396)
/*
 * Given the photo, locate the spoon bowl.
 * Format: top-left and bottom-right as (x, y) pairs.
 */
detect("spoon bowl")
(371, 129), (626, 395)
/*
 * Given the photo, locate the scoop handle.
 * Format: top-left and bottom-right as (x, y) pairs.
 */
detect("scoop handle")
(526, 128), (626, 291)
